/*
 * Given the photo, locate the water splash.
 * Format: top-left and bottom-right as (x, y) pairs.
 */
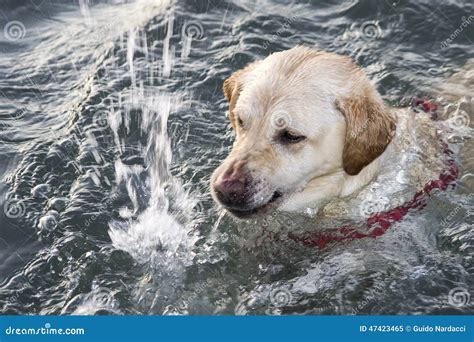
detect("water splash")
(107, 15), (202, 309)
(108, 91), (200, 270)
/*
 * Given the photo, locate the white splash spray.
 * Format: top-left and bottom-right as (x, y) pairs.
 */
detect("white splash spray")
(107, 14), (203, 310)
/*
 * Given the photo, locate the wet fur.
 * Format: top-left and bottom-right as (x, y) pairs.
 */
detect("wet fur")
(212, 46), (401, 215)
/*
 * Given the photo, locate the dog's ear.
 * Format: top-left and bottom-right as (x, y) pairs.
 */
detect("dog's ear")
(223, 70), (241, 103)
(223, 62), (259, 129)
(336, 91), (396, 175)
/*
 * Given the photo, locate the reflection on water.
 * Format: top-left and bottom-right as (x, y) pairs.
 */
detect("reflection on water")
(0, 0), (472, 315)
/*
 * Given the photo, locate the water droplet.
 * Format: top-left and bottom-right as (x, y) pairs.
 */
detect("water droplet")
(48, 197), (68, 212)
(38, 212), (58, 231)
(31, 184), (51, 199)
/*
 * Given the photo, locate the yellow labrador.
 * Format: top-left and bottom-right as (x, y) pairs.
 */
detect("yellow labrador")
(210, 46), (445, 218)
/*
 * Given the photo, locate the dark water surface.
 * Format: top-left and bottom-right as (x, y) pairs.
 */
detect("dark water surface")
(0, 0), (473, 315)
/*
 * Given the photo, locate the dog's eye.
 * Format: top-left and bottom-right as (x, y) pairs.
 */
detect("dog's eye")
(280, 130), (306, 144)
(237, 117), (244, 128)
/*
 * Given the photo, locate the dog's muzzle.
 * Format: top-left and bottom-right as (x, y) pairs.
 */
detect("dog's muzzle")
(212, 161), (282, 218)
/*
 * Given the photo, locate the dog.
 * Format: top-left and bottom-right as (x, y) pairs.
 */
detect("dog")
(211, 46), (452, 219)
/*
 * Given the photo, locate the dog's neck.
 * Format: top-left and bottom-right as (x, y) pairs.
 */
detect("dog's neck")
(279, 154), (387, 212)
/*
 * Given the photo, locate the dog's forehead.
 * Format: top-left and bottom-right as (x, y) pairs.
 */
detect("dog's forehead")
(235, 68), (340, 133)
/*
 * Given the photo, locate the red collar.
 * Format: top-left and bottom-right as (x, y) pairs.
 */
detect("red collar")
(287, 99), (458, 249)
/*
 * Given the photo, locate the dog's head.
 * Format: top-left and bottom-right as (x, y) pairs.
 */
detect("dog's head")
(211, 47), (395, 218)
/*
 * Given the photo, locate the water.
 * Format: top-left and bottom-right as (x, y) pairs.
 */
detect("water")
(0, 0), (473, 315)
